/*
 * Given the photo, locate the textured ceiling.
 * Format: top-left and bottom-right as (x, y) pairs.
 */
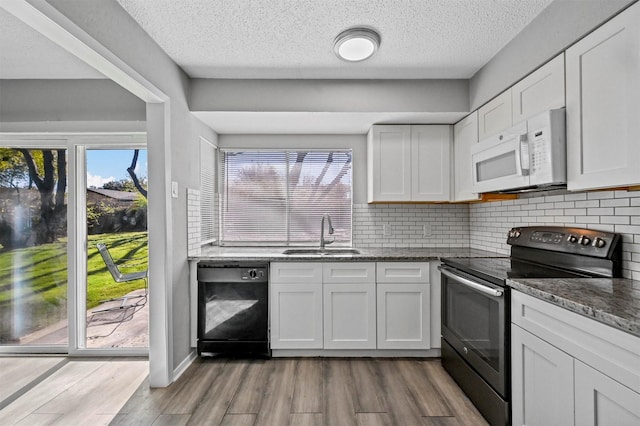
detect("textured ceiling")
(0, 8), (105, 79)
(117, 0), (553, 79)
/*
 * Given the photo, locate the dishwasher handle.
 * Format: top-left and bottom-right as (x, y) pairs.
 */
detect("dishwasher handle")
(440, 267), (504, 298)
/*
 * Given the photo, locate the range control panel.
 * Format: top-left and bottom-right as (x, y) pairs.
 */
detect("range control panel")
(507, 226), (620, 258)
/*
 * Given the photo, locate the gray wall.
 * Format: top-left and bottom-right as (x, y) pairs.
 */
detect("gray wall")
(469, 0), (636, 110)
(0, 79), (145, 122)
(191, 79), (469, 113)
(48, 0), (216, 380)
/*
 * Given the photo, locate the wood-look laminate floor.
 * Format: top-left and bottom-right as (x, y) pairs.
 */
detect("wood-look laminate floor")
(0, 357), (148, 426)
(113, 357), (488, 426)
(0, 357), (487, 425)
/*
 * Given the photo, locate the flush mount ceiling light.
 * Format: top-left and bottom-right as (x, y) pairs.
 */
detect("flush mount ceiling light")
(334, 27), (380, 62)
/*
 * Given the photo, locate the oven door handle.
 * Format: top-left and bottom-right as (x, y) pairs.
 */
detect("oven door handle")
(440, 267), (504, 297)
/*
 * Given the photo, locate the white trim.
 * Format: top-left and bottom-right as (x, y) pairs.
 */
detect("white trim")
(0, 133), (146, 145)
(272, 349), (442, 357)
(0, 121), (146, 134)
(69, 145), (84, 353)
(189, 260), (198, 347)
(172, 349), (197, 382)
(147, 102), (173, 387)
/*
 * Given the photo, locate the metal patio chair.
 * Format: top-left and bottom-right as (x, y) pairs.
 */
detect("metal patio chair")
(92, 242), (148, 314)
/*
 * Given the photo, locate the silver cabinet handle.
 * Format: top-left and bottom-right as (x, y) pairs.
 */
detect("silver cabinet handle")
(440, 267), (504, 298)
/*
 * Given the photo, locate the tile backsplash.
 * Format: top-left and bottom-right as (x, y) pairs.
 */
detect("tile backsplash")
(469, 190), (640, 280)
(352, 203), (470, 248)
(187, 188), (202, 256)
(193, 188), (639, 280)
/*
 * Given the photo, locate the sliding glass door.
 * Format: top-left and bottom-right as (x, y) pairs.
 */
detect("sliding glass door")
(0, 136), (147, 355)
(0, 146), (68, 350)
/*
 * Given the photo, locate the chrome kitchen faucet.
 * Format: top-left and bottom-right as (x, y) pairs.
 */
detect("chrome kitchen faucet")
(320, 213), (335, 249)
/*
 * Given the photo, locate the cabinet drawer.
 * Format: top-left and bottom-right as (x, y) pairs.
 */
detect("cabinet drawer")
(270, 262), (322, 283)
(322, 262), (375, 283)
(376, 262), (429, 283)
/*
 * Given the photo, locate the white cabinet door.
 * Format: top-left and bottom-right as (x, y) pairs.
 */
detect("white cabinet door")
(410, 125), (451, 201)
(478, 90), (513, 140)
(270, 282), (323, 349)
(574, 360), (640, 426)
(367, 125), (412, 202)
(376, 283), (430, 349)
(323, 283), (376, 349)
(566, 2), (640, 191)
(453, 112), (480, 201)
(270, 262), (323, 349)
(511, 53), (565, 123)
(511, 325), (574, 426)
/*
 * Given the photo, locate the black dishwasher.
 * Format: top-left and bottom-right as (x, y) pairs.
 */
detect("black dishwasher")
(197, 263), (270, 357)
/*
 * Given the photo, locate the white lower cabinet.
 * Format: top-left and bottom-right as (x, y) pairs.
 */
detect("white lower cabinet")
(376, 262), (431, 350)
(271, 261), (434, 352)
(511, 291), (640, 426)
(270, 263), (323, 349)
(377, 283), (430, 349)
(574, 360), (640, 426)
(323, 282), (376, 349)
(270, 282), (323, 349)
(511, 325), (574, 426)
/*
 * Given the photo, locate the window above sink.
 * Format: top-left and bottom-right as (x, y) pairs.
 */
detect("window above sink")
(219, 149), (353, 246)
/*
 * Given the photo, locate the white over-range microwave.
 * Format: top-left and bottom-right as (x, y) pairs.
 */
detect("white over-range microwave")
(471, 108), (566, 193)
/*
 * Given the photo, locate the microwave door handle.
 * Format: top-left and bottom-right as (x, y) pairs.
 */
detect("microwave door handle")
(518, 134), (530, 176)
(440, 268), (504, 297)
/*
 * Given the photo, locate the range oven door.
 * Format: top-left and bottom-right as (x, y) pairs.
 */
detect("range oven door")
(440, 266), (508, 397)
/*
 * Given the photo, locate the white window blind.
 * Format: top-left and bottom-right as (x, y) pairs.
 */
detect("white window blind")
(220, 150), (352, 245)
(200, 138), (216, 244)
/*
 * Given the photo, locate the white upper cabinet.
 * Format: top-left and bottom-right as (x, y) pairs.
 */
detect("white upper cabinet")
(367, 125), (412, 202)
(453, 112), (480, 201)
(566, 2), (640, 191)
(478, 90), (513, 140)
(511, 53), (565, 124)
(368, 124), (451, 202)
(478, 53), (566, 142)
(411, 125), (451, 202)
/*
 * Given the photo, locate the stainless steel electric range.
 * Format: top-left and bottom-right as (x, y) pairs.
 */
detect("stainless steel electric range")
(439, 226), (622, 425)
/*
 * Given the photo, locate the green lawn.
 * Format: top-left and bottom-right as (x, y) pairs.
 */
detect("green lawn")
(0, 231), (148, 310)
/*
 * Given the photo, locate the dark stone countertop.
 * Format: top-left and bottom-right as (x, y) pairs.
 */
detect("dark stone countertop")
(507, 277), (640, 338)
(190, 246), (498, 263)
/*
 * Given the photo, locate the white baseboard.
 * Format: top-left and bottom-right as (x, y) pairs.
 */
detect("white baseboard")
(272, 348), (441, 358)
(172, 350), (197, 383)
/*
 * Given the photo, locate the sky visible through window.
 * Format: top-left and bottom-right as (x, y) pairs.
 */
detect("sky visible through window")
(86, 149), (147, 188)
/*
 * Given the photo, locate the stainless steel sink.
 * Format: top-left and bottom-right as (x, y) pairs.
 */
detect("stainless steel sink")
(282, 248), (362, 256)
